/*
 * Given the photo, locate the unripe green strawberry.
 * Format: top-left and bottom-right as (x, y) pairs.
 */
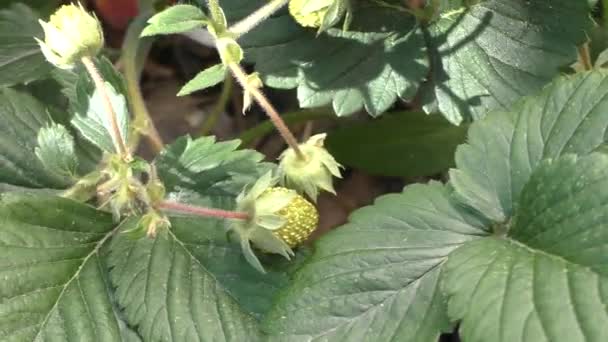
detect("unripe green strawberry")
(231, 172), (319, 273)
(263, 187), (319, 248)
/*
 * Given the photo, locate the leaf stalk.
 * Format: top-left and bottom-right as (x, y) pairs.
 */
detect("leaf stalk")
(81, 56), (131, 160)
(158, 200), (250, 220)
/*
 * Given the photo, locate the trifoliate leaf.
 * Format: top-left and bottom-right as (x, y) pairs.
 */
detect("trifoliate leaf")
(0, 193), (126, 340)
(222, 1), (428, 116)
(141, 4), (208, 36)
(428, 0), (592, 123)
(443, 153), (608, 342)
(178, 63), (226, 96)
(263, 182), (488, 341)
(35, 123), (79, 180)
(109, 223), (262, 341)
(450, 70), (608, 222)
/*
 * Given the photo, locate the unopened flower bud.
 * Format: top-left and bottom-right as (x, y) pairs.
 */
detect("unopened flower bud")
(36, 3), (104, 69)
(278, 133), (342, 201)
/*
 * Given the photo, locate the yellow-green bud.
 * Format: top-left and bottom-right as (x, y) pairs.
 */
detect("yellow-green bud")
(278, 133), (342, 201)
(36, 3), (104, 69)
(289, 0), (334, 28)
(231, 172), (319, 273)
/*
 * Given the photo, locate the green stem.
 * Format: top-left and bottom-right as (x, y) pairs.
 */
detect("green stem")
(81, 56), (131, 159)
(228, 63), (305, 159)
(200, 73), (234, 136)
(239, 109), (334, 147)
(228, 0), (290, 38)
(158, 200), (249, 220)
(123, 12), (164, 154)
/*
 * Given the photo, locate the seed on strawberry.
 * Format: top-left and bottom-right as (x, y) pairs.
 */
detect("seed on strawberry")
(231, 172), (319, 273)
(263, 187), (319, 247)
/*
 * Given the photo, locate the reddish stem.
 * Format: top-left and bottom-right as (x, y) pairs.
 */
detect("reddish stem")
(158, 200), (250, 220)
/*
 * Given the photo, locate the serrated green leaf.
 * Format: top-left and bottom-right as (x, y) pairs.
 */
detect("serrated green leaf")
(326, 111), (467, 177)
(35, 123), (79, 180)
(0, 88), (70, 189)
(141, 4), (208, 36)
(111, 216), (307, 321)
(450, 71), (608, 222)
(221, 1), (428, 116)
(0, 193), (127, 341)
(428, 0), (592, 123)
(263, 182), (488, 341)
(156, 135), (271, 197)
(72, 81), (130, 154)
(443, 153), (608, 342)
(108, 224), (261, 341)
(178, 64), (226, 96)
(0, 4), (52, 87)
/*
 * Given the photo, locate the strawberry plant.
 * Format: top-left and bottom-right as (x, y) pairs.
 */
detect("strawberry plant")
(0, 0), (606, 341)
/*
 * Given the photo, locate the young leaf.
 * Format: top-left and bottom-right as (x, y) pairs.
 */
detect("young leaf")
(443, 153), (608, 342)
(326, 111), (467, 177)
(450, 71), (608, 222)
(141, 4), (208, 36)
(263, 182), (489, 341)
(220, 1), (428, 116)
(178, 63), (226, 96)
(72, 81), (130, 154)
(35, 123), (79, 180)
(0, 88), (69, 188)
(0, 193), (126, 340)
(0, 4), (52, 86)
(428, 0), (592, 123)
(155, 135), (271, 196)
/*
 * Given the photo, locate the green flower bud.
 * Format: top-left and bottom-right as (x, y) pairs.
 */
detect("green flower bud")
(36, 3), (104, 69)
(278, 133), (342, 201)
(288, 0), (335, 28)
(231, 172), (319, 273)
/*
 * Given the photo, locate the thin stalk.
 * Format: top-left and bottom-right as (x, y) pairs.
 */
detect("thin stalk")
(228, 0), (290, 38)
(200, 73), (234, 136)
(238, 109), (333, 147)
(228, 63), (305, 159)
(158, 200), (249, 220)
(81, 56), (131, 159)
(123, 12), (164, 154)
(578, 43), (593, 71)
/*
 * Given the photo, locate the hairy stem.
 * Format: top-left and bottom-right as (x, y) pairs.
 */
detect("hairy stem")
(228, 0), (290, 38)
(200, 73), (234, 136)
(228, 63), (305, 158)
(158, 200), (249, 220)
(123, 12), (164, 153)
(81, 56), (131, 159)
(578, 43), (593, 71)
(239, 109), (333, 147)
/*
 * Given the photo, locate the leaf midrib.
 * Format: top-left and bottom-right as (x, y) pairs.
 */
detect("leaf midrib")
(32, 224), (120, 340)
